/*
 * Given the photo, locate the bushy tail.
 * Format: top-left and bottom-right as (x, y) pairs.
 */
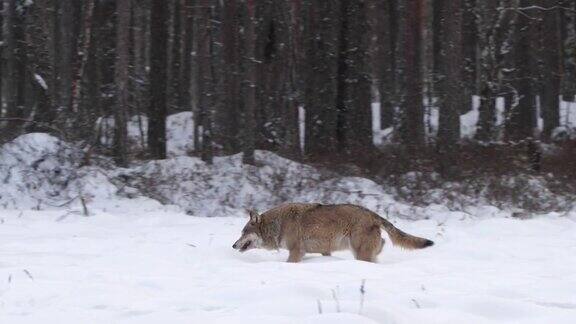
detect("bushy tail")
(378, 217), (434, 249)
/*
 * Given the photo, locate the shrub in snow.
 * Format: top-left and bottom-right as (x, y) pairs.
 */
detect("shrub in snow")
(0, 133), (83, 209)
(1, 133), (574, 216)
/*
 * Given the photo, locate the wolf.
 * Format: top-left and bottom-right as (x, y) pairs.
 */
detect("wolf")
(232, 203), (434, 263)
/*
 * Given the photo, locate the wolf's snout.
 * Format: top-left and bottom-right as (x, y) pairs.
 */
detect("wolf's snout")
(232, 242), (238, 249)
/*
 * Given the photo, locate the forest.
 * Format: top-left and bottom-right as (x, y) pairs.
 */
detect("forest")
(0, 0), (576, 168)
(1, 0), (576, 198)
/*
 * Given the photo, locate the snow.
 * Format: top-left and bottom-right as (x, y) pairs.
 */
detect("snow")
(373, 96), (576, 142)
(33, 74), (48, 90)
(0, 208), (575, 323)
(97, 112), (194, 157)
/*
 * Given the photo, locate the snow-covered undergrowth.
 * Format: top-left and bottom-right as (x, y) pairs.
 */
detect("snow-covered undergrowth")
(0, 209), (575, 323)
(0, 133), (161, 213)
(1, 131), (574, 215)
(0, 132), (405, 216)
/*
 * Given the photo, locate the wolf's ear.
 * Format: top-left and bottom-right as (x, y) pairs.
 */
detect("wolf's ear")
(248, 209), (261, 223)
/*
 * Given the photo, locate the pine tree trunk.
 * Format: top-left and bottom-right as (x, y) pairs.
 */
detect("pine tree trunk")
(0, 1), (3, 120)
(242, 0), (257, 165)
(337, 0), (373, 154)
(475, 0), (498, 142)
(376, 0), (397, 130)
(114, 0), (131, 166)
(540, 2), (561, 140)
(133, 0), (149, 145)
(506, 0), (537, 142)
(397, 0), (425, 152)
(303, 1), (341, 157)
(280, 0), (302, 158)
(70, 0), (95, 129)
(461, 0), (478, 113)
(561, 0), (576, 101)
(437, 0), (463, 177)
(218, 0), (242, 154)
(148, 0), (168, 159)
(2, 0), (26, 141)
(168, 0), (182, 112)
(59, 0), (74, 114)
(179, 0), (193, 115)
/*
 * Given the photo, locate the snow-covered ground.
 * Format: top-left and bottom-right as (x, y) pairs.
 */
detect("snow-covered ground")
(0, 208), (575, 324)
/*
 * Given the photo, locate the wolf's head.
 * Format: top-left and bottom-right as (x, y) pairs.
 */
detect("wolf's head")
(232, 210), (264, 253)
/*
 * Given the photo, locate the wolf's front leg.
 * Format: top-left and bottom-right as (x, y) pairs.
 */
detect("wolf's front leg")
(287, 248), (305, 263)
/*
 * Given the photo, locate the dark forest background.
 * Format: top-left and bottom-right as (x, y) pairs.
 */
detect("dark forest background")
(0, 0), (575, 182)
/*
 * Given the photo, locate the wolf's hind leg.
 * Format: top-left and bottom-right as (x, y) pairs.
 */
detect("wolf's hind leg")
(287, 248), (305, 263)
(351, 226), (382, 263)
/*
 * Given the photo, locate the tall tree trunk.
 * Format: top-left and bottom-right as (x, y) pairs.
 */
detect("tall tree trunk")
(561, 0), (576, 101)
(179, 0), (193, 116)
(196, 2), (219, 164)
(303, 1), (341, 157)
(375, 0), (397, 130)
(242, 0), (257, 164)
(0, 1), (2, 120)
(461, 0), (478, 113)
(397, 0), (425, 152)
(168, 0), (181, 112)
(218, 0), (242, 154)
(255, 0), (288, 151)
(337, 0), (373, 154)
(2, 0), (26, 141)
(540, 2), (561, 140)
(2, 0), (16, 138)
(22, 0), (56, 134)
(279, 0), (301, 157)
(475, 0), (498, 141)
(59, 0), (75, 114)
(437, 0), (463, 177)
(132, 0), (149, 148)
(69, 0), (95, 133)
(114, 0), (131, 166)
(506, 0), (537, 141)
(148, 0), (168, 159)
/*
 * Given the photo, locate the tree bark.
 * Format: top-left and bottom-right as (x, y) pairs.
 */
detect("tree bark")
(336, 0), (373, 154)
(397, 0), (425, 152)
(69, 0), (95, 128)
(461, 0), (478, 113)
(59, 0), (75, 114)
(539, 2), (561, 139)
(506, 0), (537, 142)
(560, 0), (576, 101)
(168, 0), (182, 112)
(375, 0), (397, 130)
(436, 0), (463, 177)
(242, 0), (257, 164)
(179, 0), (193, 115)
(2, 0), (26, 141)
(114, 0), (131, 166)
(148, 0), (169, 159)
(218, 0), (242, 154)
(303, 1), (341, 157)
